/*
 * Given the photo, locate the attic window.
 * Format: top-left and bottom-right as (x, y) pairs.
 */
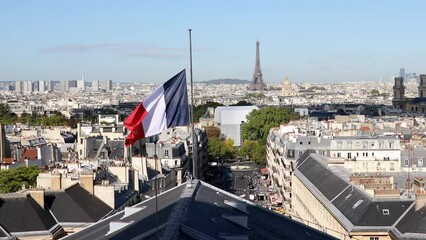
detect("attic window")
(382, 209), (390, 215)
(352, 200), (363, 209)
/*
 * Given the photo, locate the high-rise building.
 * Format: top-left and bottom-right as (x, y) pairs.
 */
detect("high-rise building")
(100, 80), (113, 91)
(23, 81), (33, 94)
(249, 40), (267, 91)
(46, 81), (53, 92)
(106, 80), (112, 91)
(92, 80), (99, 91)
(60, 80), (69, 92)
(77, 79), (85, 91)
(15, 81), (23, 94)
(38, 80), (45, 92)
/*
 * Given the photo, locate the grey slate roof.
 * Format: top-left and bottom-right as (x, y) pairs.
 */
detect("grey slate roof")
(63, 183), (186, 240)
(0, 194), (59, 234)
(86, 137), (103, 159)
(392, 204), (426, 239)
(45, 184), (112, 223)
(182, 182), (336, 240)
(295, 153), (413, 232)
(63, 181), (337, 240)
(107, 140), (124, 159)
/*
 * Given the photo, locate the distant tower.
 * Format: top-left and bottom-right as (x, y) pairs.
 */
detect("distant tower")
(418, 75), (426, 98)
(15, 81), (23, 94)
(392, 76), (406, 109)
(92, 80), (99, 91)
(282, 75), (293, 97)
(249, 40), (267, 91)
(399, 68), (406, 81)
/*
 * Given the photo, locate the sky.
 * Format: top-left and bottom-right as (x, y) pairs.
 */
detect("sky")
(1, 0), (426, 83)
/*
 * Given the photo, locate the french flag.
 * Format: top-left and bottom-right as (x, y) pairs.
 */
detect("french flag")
(124, 70), (190, 146)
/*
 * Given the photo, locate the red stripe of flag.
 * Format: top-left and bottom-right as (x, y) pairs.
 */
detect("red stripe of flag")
(124, 103), (148, 146)
(123, 103), (147, 131)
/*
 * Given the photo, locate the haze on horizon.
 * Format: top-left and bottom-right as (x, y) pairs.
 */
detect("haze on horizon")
(1, 0), (425, 84)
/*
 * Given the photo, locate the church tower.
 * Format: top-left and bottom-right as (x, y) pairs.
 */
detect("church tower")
(418, 74), (426, 98)
(249, 40), (267, 91)
(392, 76), (406, 109)
(282, 75), (293, 96)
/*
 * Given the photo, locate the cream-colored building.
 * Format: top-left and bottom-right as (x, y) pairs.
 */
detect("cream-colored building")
(293, 153), (413, 240)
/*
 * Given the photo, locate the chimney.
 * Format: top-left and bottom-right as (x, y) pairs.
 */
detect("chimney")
(415, 177), (426, 211)
(51, 173), (62, 190)
(80, 173), (94, 194)
(28, 188), (45, 209)
(37, 146), (42, 160)
(414, 177), (424, 193)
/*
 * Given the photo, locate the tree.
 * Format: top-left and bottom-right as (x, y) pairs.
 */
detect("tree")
(0, 103), (17, 124)
(205, 126), (221, 139)
(239, 140), (266, 164)
(207, 138), (236, 161)
(193, 102), (223, 123)
(0, 166), (40, 193)
(370, 89), (380, 96)
(242, 106), (300, 144)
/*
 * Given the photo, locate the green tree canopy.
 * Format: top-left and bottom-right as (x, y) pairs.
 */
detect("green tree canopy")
(0, 103), (17, 124)
(242, 106), (300, 144)
(193, 102), (223, 123)
(208, 138), (236, 161)
(239, 140), (266, 164)
(0, 166), (41, 193)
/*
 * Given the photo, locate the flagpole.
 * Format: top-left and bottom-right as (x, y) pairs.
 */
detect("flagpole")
(189, 29), (197, 179)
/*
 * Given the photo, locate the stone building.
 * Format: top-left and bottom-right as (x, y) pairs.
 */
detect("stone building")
(392, 74), (426, 113)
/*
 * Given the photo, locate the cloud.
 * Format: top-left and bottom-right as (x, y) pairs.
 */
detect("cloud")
(39, 43), (215, 59)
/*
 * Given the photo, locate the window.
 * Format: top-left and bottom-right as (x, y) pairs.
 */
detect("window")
(419, 159), (424, 167)
(337, 152), (341, 158)
(404, 159), (409, 166)
(390, 163), (395, 171)
(348, 153), (352, 159)
(165, 150), (169, 157)
(370, 237), (379, 240)
(382, 209), (390, 215)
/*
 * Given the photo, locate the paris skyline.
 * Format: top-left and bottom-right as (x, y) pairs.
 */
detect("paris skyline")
(1, 0), (426, 84)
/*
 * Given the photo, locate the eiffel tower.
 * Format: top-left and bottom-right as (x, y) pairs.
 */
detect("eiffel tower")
(249, 40), (267, 91)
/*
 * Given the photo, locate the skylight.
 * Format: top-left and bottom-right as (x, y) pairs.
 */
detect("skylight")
(352, 200), (363, 209)
(382, 209), (390, 215)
